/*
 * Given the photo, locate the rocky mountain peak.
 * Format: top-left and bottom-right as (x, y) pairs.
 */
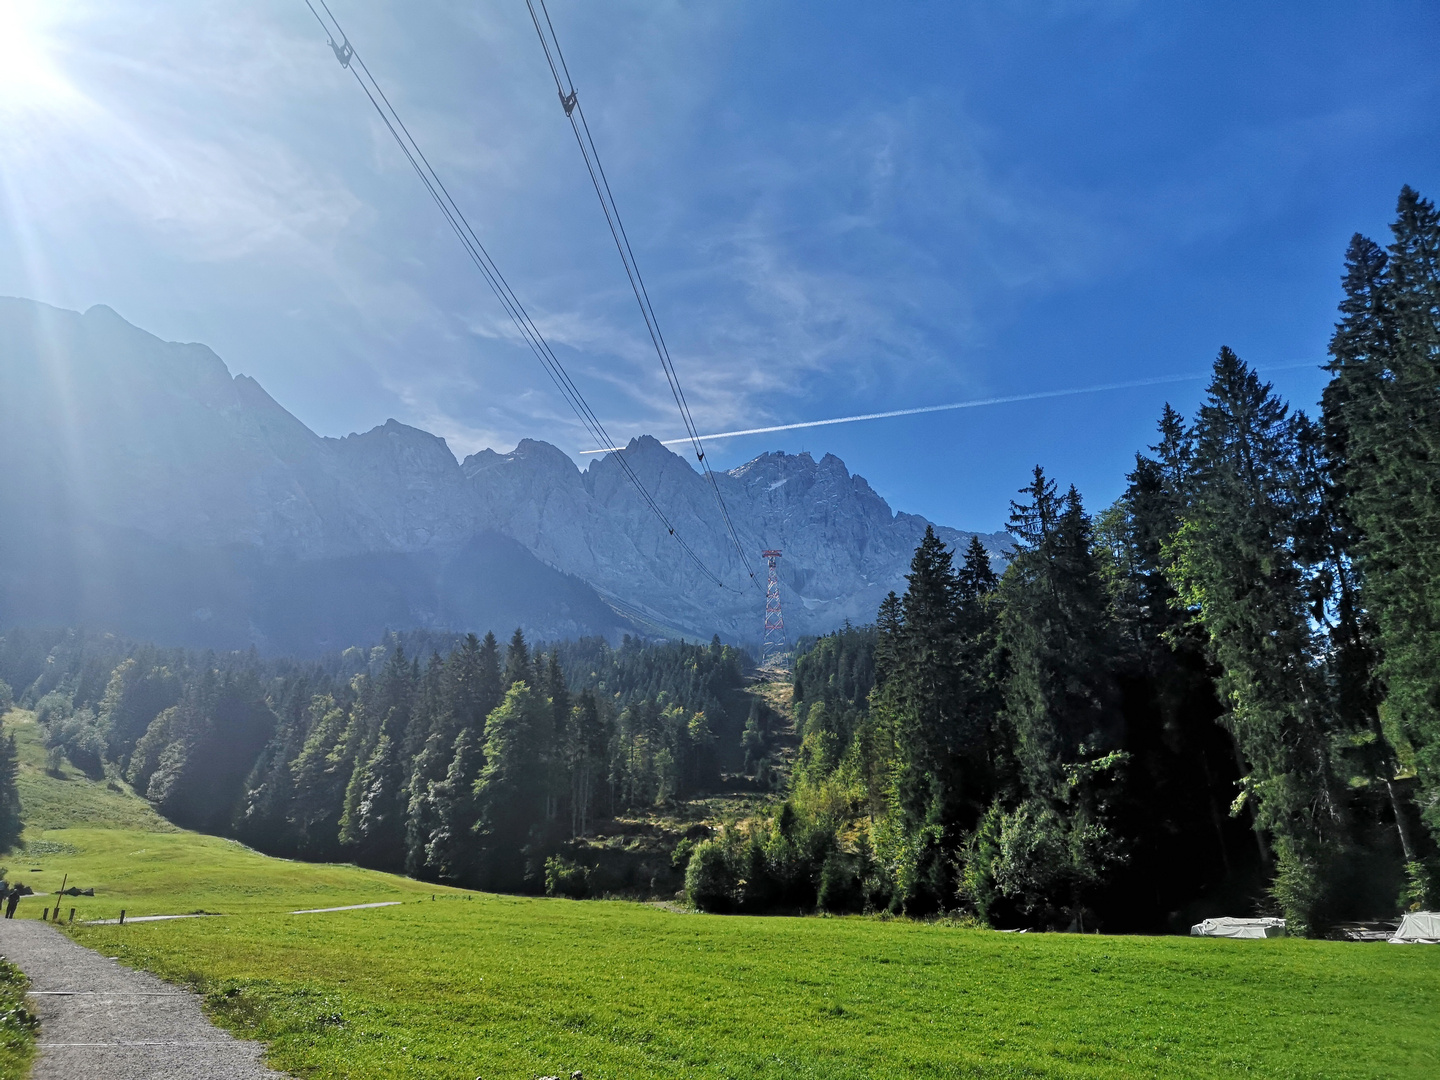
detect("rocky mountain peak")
(1, 298), (1011, 649)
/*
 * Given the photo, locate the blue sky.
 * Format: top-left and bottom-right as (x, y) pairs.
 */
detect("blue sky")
(2, 0), (1437, 532)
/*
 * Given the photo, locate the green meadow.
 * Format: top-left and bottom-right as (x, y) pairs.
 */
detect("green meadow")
(6, 711), (1439, 1079)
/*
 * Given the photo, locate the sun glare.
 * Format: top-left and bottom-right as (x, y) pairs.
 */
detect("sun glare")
(0, 0), (74, 112)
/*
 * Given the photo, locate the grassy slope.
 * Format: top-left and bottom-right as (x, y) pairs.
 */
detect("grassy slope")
(8, 712), (455, 917)
(5, 711), (1439, 1079)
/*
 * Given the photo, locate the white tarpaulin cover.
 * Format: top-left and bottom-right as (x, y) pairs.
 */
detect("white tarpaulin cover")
(1389, 911), (1440, 944)
(1190, 917), (1287, 939)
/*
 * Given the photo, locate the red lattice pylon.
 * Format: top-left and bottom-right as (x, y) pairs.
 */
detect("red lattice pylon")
(761, 549), (785, 666)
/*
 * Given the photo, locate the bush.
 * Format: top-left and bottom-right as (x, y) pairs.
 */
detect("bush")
(817, 851), (861, 913)
(670, 837), (695, 870)
(1270, 844), (1333, 938)
(685, 840), (734, 912)
(34, 691), (71, 727)
(543, 856), (591, 899)
(1401, 859), (1440, 913)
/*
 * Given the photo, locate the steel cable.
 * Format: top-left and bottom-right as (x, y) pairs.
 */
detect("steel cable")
(525, 0), (763, 591)
(302, 0), (729, 589)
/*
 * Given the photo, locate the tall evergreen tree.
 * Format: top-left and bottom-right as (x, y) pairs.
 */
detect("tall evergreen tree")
(0, 732), (21, 852)
(986, 470), (1125, 928)
(426, 727), (485, 884)
(472, 681), (548, 890)
(503, 630), (532, 691)
(1167, 348), (1341, 932)
(567, 690), (607, 837)
(342, 733), (407, 871)
(1324, 188), (1440, 857)
(543, 651), (570, 823)
(286, 695), (353, 860)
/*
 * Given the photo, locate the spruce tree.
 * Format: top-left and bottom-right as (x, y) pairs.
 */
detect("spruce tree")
(503, 630), (532, 690)
(0, 733), (21, 852)
(567, 690), (607, 837)
(426, 727), (485, 884)
(542, 652), (570, 824)
(472, 680), (548, 890)
(1324, 189), (1440, 853)
(476, 632), (502, 717)
(990, 471), (1125, 927)
(341, 733), (407, 872)
(1167, 348), (1340, 932)
(286, 695), (352, 860)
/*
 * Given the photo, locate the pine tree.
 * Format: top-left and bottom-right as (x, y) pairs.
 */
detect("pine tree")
(401, 654), (449, 876)
(0, 733), (21, 852)
(542, 652), (570, 823)
(567, 690), (607, 837)
(989, 470), (1125, 927)
(1166, 348), (1340, 932)
(286, 695), (352, 860)
(1001, 472), (1119, 785)
(472, 681), (548, 890)
(476, 632), (502, 717)
(1324, 188), (1440, 851)
(426, 727), (485, 884)
(503, 629), (532, 691)
(342, 731), (408, 872)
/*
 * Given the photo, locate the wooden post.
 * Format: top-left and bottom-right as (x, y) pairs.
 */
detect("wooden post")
(68, 908), (75, 925)
(119, 909), (125, 925)
(41, 908), (48, 921)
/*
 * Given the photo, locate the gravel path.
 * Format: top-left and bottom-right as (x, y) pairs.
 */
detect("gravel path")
(0, 919), (289, 1079)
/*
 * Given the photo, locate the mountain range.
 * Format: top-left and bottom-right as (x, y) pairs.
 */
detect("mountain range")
(0, 298), (1009, 654)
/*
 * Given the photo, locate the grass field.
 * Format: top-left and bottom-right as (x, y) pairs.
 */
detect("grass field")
(0, 958), (36, 1080)
(7, 712), (456, 919)
(5, 710), (1440, 1079)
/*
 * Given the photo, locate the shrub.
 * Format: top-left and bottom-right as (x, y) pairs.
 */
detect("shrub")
(670, 837), (695, 870)
(543, 856), (591, 900)
(817, 851), (861, 913)
(1401, 859), (1440, 913)
(685, 840), (734, 912)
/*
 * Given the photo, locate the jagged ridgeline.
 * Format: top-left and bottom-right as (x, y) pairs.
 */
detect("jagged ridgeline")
(0, 295), (1009, 653)
(0, 627), (748, 892)
(685, 187), (1440, 935)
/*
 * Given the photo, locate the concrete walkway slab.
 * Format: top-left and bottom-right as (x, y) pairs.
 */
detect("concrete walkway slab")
(289, 901), (401, 914)
(0, 919), (288, 1079)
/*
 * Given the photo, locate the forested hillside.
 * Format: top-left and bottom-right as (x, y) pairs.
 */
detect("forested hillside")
(687, 186), (1440, 935)
(0, 626), (748, 892)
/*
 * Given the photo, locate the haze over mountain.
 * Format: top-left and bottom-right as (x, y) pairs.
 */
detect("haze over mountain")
(0, 298), (1007, 653)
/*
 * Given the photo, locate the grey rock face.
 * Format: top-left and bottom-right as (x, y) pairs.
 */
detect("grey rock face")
(462, 436), (1010, 641)
(0, 298), (1008, 648)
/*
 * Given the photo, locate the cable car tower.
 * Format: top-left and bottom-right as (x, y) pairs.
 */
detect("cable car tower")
(761, 549), (785, 667)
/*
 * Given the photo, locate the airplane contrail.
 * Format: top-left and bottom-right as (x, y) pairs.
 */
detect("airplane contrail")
(578, 361), (1321, 453)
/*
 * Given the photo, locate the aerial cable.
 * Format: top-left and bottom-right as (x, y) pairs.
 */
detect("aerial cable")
(302, 0), (727, 589)
(525, 0), (763, 592)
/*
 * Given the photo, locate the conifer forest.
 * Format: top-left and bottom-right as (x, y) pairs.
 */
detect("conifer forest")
(2, 187), (1437, 936)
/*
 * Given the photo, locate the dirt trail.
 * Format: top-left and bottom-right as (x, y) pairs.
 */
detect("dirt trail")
(0, 919), (288, 1079)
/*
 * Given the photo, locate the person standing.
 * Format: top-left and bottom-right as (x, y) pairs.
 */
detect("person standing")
(5, 888), (19, 919)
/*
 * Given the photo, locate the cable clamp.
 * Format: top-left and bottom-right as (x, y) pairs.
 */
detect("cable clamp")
(559, 89), (578, 117)
(329, 37), (354, 69)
